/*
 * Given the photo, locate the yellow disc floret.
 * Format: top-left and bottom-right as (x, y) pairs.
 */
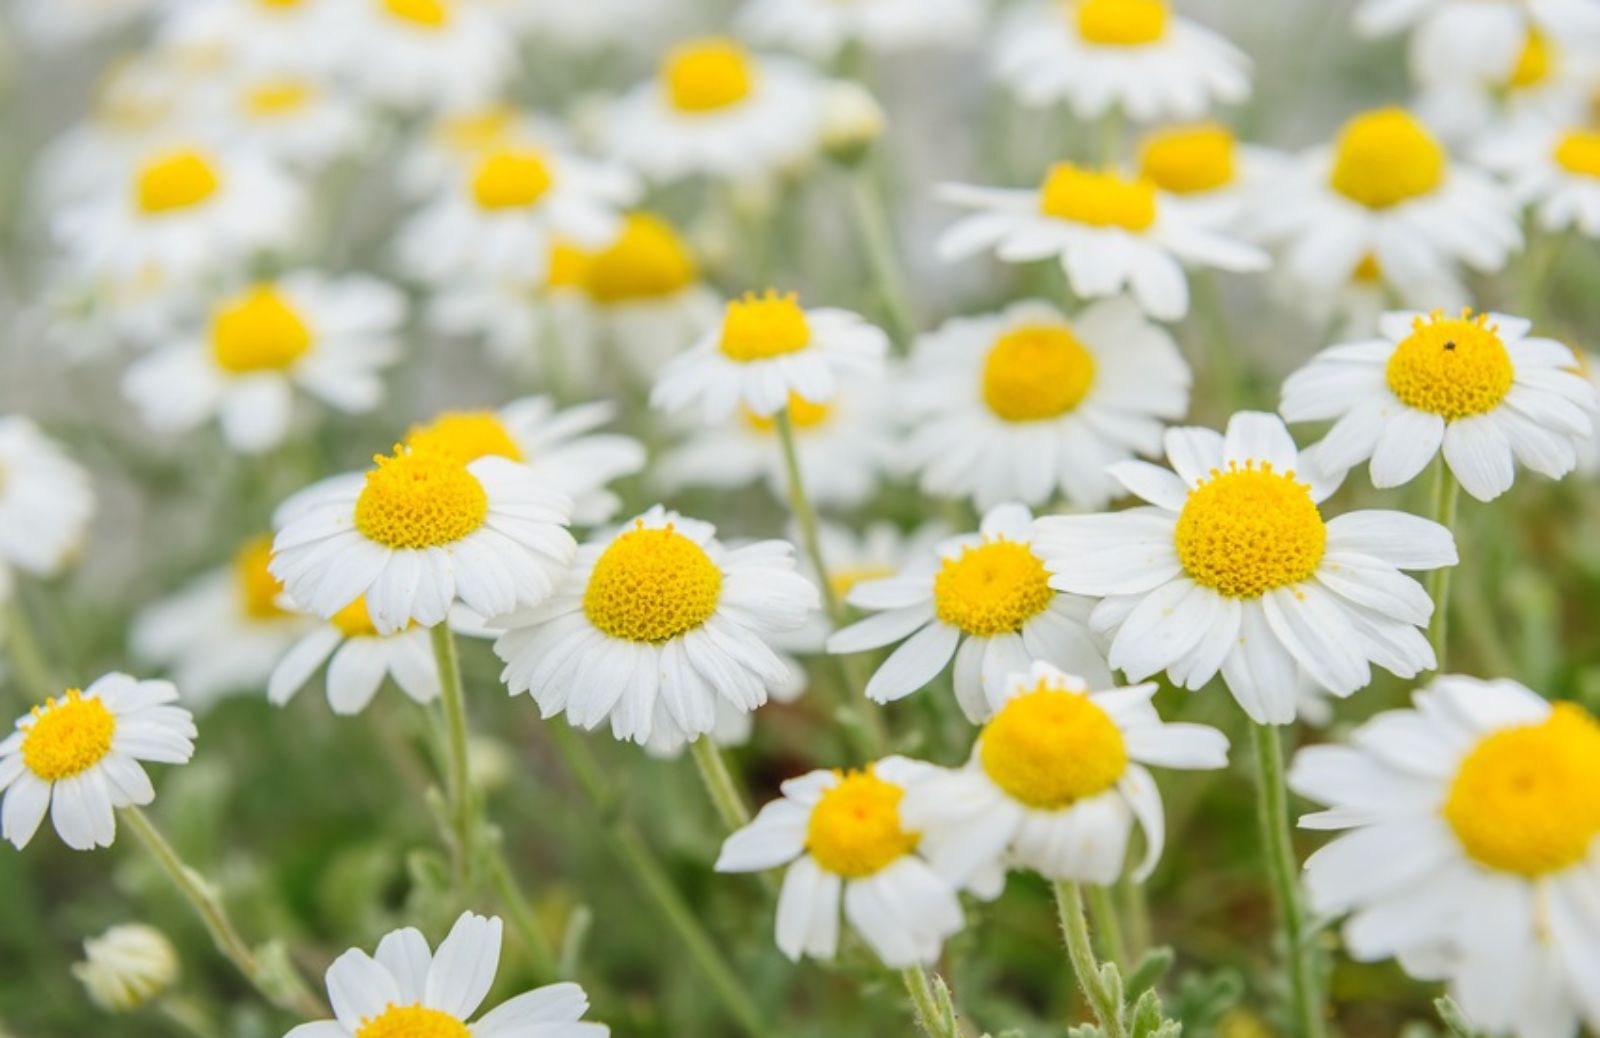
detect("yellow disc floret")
(233, 535), (291, 620)
(330, 596), (383, 638)
(1506, 30), (1551, 90)
(933, 540), (1054, 637)
(1175, 462), (1326, 599)
(381, 0), (450, 28)
(243, 80), (313, 118)
(1039, 163), (1158, 231)
(356, 1004), (470, 1038)
(983, 324), (1097, 421)
(1554, 129), (1600, 178)
(742, 392), (832, 432)
(584, 214), (698, 303)
(436, 105), (517, 156)
(583, 522), (723, 643)
(1075, 0), (1169, 45)
(210, 285), (314, 374)
(1385, 310), (1514, 420)
(980, 682), (1128, 808)
(471, 148), (554, 211)
(22, 690), (116, 782)
(718, 291), (811, 361)
(806, 769), (920, 878)
(353, 447), (489, 550)
(1328, 108), (1446, 210)
(1442, 703), (1600, 877)
(406, 411), (524, 464)
(663, 38), (755, 113)
(1138, 123), (1237, 195)
(135, 149), (221, 215)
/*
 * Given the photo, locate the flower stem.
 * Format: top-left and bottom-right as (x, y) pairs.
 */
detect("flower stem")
(4, 599), (58, 704)
(900, 965), (958, 1038)
(430, 623), (478, 890)
(1194, 271), (1243, 414)
(1085, 882), (1129, 968)
(848, 171), (917, 352)
(689, 737), (750, 831)
(1427, 460), (1461, 669)
(1052, 880), (1127, 1038)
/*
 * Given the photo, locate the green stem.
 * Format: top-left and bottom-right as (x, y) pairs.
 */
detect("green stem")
(1052, 880), (1126, 1038)
(1427, 461), (1461, 670)
(1116, 872), (1151, 962)
(4, 599), (58, 703)
(430, 624), (478, 891)
(1194, 272), (1243, 414)
(1085, 883), (1129, 968)
(848, 172), (917, 351)
(900, 965), (957, 1038)
(689, 737), (751, 831)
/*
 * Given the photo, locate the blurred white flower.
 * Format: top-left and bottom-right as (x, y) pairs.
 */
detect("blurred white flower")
(73, 924), (179, 1012)
(1354, 0), (1600, 87)
(325, 0), (514, 112)
(738, 0), (984, 60)
(1479, 121), (1600, 237)
(0, 417), (94, 602)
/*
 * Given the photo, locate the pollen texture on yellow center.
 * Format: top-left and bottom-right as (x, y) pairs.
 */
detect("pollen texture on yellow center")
(1554, 129), (1600, 178)
(210, 285), (314, 374)
(471, 148), (554, 211)
(22, 690), (116, 782)
(1507, 30), (1551, 90)
(1442, 703), (1600, 877)
(718, 291), (810, 361)
(1075, 0), (1169, 45)
(1385, 310), (1514, 420)
(983, 324), (1097, 421)
(583, 524), (723, 643)
(353, 448), (489, 550)
(1175, 462), (1326, 599)
(331, 596), (383, 638)
(934, 539), (1054, 637)
(742, 392), (831, 432)
(980, 684), (1128, 808)
(663, 38), (755, 113)
(806, 769), (919, 878)
(1329, 108), (1446, 210)
(1039, 163), (1158, 231)
(355, 1004), (470, 1038)
(382, 0), (449, 28)
(134, 150), (221, 215)
(585, 214), (698, 303)
(1139, 123), (1237, 195)
(407, 411), (524, 464)
(244, 80), (313, 117)
(234, 535), (291, 620)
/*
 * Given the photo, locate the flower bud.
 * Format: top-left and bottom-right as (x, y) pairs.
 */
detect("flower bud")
(821, 81), (886, 165)
(72, 924), (179, 1012)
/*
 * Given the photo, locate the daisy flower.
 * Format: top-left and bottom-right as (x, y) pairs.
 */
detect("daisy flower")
(1479, 121), (1600, 237)
(492, 507), (818, 747)
(1036, 412), (1458, 725)
(650, 290), (888, 421)
(0, 417), (95, 602)
(737, 0), (984, 60)
(0, 674), (196, 851)
(1415, 28), (1595, 146)
(268, 596), (439, 715)
(1281, 309), (1600, 502)
(828, 503), (1111, 723)
(123, 275), (405, 454)
(1353, 0), (1600, 87)
(715, 756), (965, 968)
(902, 297), (1190, 511)
(287, 911), (607, 1038)
(203, 71), (370, 171)
(269, 445), (576, 635)
(156, 0), (340, 78)
(992, 0), (1250, 121)
(1135, 122), (1289, 234)
(326, 0), (514, 112)
(425, 238), (593, 378)
(937, 163), (1268, 321)
(1289, 675), (1600, 1038)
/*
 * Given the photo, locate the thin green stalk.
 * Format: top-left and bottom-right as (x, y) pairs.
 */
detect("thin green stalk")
(1085, 883), (1129, 968)
(1194, 271), (1243, 414)
(1116, 872), (1151, 962)
(430, 624), (478, 890)
(1427, 461), (1461, 669)
(847, 172), (917, 351)
(689, 737), (751, 831)
(5, 599), (58, 703)
(900, 965), (957, 1038)
(486, 849), (561, 984)
(1052, 880), (1126, 1038)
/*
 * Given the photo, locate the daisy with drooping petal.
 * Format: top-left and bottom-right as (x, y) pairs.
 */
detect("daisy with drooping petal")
(1290, 675), (1600, 1038)
(0, 673), (196, 851)
(268, 596), (439, 715)
(992, 0), (1250, 121)
(0, 417), (95, 604)
(326, 0), (514, 112)
(286, 911), (608, 1038)
(937, 163), (1268, 321)
(902, 296), (1190, 511)
(737, 0), (984, 60)
(715, 756), (965, 968)
(828, 503), (1111, 723)
(1353, 0), (1600, 88)
(1281, 309), (1600, 502)
(492, 507), (818, 747)
(1479, 120), (1600, 238)
(1037, 412), (1458, 725)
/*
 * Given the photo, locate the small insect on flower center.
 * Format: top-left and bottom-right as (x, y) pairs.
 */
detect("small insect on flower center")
(210, 284), (314, 374)
(584, 214), (699, 303)
(1175, 462), (1326, 599)
(980, 683), (1128, 808)
(583, 523), (723, 643)
(1442, 703), (1600, 877)
(233, 535), (291, 620)
(983, 323), (1097, 422)
(243, 80), (313, 118)
(470, 148), (554, 211)
(742, 392), (832, 432)
(1329, 107), (1446, 210)
(331, 596), (383, 638)
(22, 690), (116, 782)
(134, 149), (221, 215)
(355, 1003), (470, 1038)
(806, 769), (920, 878)
(663, 38), (755, 113)
(407, 412), (524, 464)
(1385, 309), (1514, 420)
(1074, 0), (1169, 45)
(1554, 129), (1600, 179)
(353, 447), (489, 550)
(1138, 123), (1237, 195)
(718, 291), (811, 361)
(381, 0), (450, 28)
(1039, 163), (1158, 232)
(1506, 30), (1551, 90)
(934, 539), (1054, 637)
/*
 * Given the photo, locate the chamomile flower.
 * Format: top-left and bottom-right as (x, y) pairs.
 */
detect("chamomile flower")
(715, 757), (965, 968)
(492, 507), (818, 746)
(425, 238), (593, 377)
(1416, 28), (1595, 146)
(268, 596), (439, 715)
(287, 911), (607, 1038)
(737, 0), (984, 60)
(1281, 309), (1600, 502)
(902, 662), (1228, 888)
(992, 0), (1250, 121)
(73, 924), (179, 1013)
(937, 163), (1268, 321)
(269, 445), (576, 635)
(203, 71), (369, 170)
(123, 275), (405, 454)
(0, 418), (95, 603)
(0, 674), (196, 851)
(156, 0), (340, 78)
(1354, 0), (1600, 87)
(1136, 123), (1288, 234)
(327, 0), (514, 112)
(1037, 412), (1458, 725)
(651, 290), (888, 421)
(1290, 676), (1600, 1038)
(782, 520), (953, 651)
(1479, 121), (1600, 237)
(902, 297), (1190, 511)
(828, 504), (1111, 723)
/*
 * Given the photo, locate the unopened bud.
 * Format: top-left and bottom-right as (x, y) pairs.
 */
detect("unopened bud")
(72, 924), (179, 1012)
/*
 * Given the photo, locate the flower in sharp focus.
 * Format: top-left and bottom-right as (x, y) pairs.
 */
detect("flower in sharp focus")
(73, 924), (179, 1013)
(736, 0), (985, 60)
(324, 0), (514, 112)
(1036, 412), (1458, 725)
(1479, 121), (1600, 238)
(269, 596), (440, 716)
(0, 417), (95, 603)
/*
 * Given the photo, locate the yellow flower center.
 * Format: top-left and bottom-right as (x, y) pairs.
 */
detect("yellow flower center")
(243, 80), (313, 117)
(1175, 462), (1326, 599)
(406, 412), (524, 464)
(979, 683), (1128, 808)
(258, 0), (305, 7)
(1138, 123), (1237, 195)
(355, 1004), (470, 1038)
(982, 324), (1097, 422)
(582, 523), (723, 643)
(718, 291), (810, 361)
(470, 148), (554, 211)
(1328, 108), (1446, 210)
(436, 105), (517, 156)
(663, 38), (755, 113)
(353, 448), (489, 550)
(21, 690), (116, 783)
(741, 392), (832, 432)
(830, 565), (895, 601)
(1352, 252), (1383, 284)
(233, 535), (291, 620)
(545, 239), (592, 290)
(1039, 163), (1158, 231)
(210, 285), (314, 374)
(806, 769), (920, 878)
(933, 539), (1054, 637)
(584, 214), (698, 303)
(1385, 310), (1514, 420)
(330, 596), (383, 638)
(1506, 30), (1551, 90)
(1075, 0), (1169, 45)
(1554, 129), (1600, 178)
(1442, 703), (1600, 877)
(381, 0), (449, 28)
(134, 150), (221, 215)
